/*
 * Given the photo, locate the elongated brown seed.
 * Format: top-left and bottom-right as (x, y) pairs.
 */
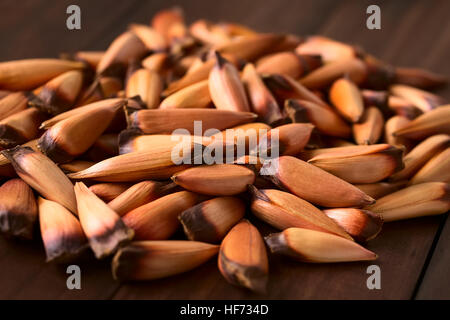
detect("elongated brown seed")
(387, 95), (422, 120)
(265, 227), (377, 263)
(354, 180), (408, 199)
(323, 208), (383, 242)
(218, 22), (258, 37)
(295, 36), (357, 64)
(256, 52), (321, 79)
(394, 67), (447, 89)
(141, 52), (169, 74)
(260, 156), (374, 207)
(307, 144), (404, 184)
(89, 183), (131, 202)
(384, 115), (412, 149)
(125, 69), (162, 108)
(329, 77), (365, 123)
(97, 31), (147, 76)
(249, 186), (352, 240)
(68, 148), (189, 182)
(390, 84), (446, 113)
(263, 73), (328, 107)
(390, 134), (450, 181)
(393, 105), (450, 140)
(0, 59), (85, 91)
(213, 122), (271, 149)
(179, 196), (245, 243)
(31, 70), (83, 115)
(152, 7), (186, 42)
(59, 160), (96, 174)
(129, 24), (167, 52)
(353, 106), (384, 145)
(161, 80), (211, 109)
(74, 182), (134, 258)
(190, 19), (231, 45)
(40, 98), (127, 129)
(261, 33), (302, 53)
(76, 76), (123, 107)
(242, 63), (284, 125)
(38, 197), (87, 262)
(122, 191), (201, 240)
(73, 51), (104, 69)
(184, 56), (213, 76)
(215, 33), (284, 61)
(0, 92), (32, 121)
(299, 144), (380, 161)
(0, 139), (39, 175)
(164, 59), (216, 95)
(366, 182), (450, 222)
(2, 147), (77, 214)
(118, 132), (206, 154)
(208, 52), (250, 112)
(218, 219), (269, 293)
(112, 240), (219, 281)
(128, 108), (257, 135)
(108, 180), (177, 216)
(38, 99), (124, 163)
(409, 148), (450, 185)
(284, 99), (351, 138)
(263, 123), (314, 156)
(172, 164), (255, 196)
(0, 179), (38, 239)
(0, 107), (45, 148)
(0, 91), (11, 99)
(300, 57), (367, 89)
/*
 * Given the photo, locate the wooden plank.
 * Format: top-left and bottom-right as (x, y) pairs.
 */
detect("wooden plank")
(416, 214), (450, 299)
(0, 0), (144, 299)
(0, 0), (142, 60)
(112, 0), (450, 300)
(393, 0), (450, 300)
(413, 19), (450, 299)
(0, 239), (117, 300)
(408, 0), (450, 300)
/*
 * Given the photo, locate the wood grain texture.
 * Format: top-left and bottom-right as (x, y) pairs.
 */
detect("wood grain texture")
(0, 0), (448, 299)
(416, 215), (450, 300)
(0, 239), (117, 299)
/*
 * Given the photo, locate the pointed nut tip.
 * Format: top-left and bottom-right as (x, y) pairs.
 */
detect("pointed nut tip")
(367, 196), (376, 205)
(214, 51), (227, 68)
(67, 172), (79, 180)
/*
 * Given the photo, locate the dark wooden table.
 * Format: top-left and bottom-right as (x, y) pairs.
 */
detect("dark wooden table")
(0, 0), (449, 300)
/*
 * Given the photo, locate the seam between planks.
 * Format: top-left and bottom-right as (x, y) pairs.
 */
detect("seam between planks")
(411, 213), (449, 299)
